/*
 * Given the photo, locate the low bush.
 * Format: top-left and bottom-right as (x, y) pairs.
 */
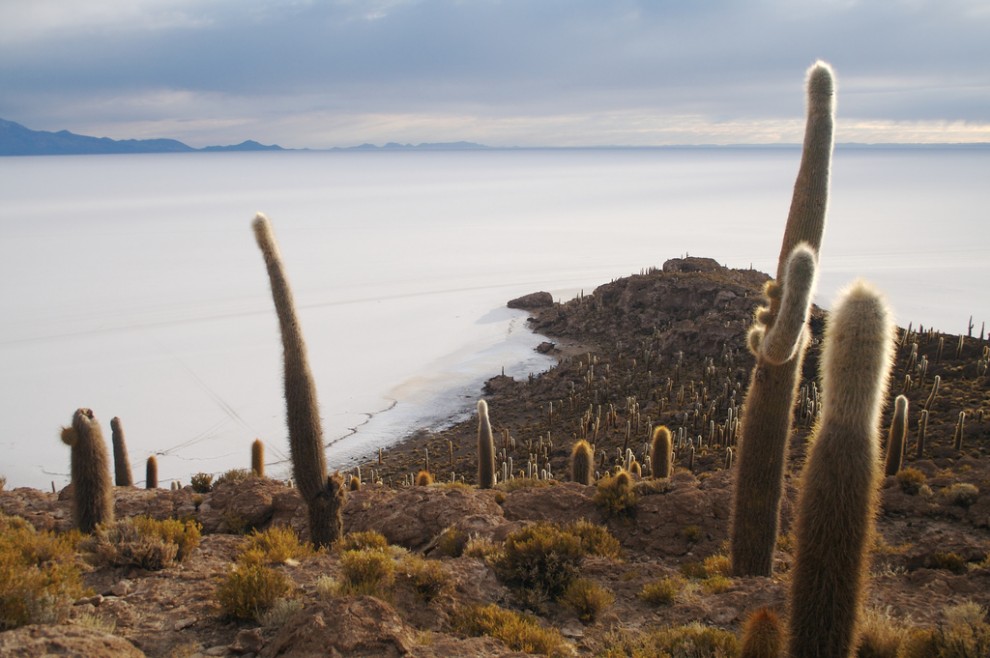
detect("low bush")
(336, 530), (389, 554)
(559, 578), (614, 624)
(566, 519), (621, 559)
(594, 469), (637, 518)
(0, 514), (87, 629)
(453, 603), (570, 657)
(396, 554), (452, 602)
(493, 522), (584, 599)
(943, 482), (980, 508)
(638, 576), (685, 607)
(897, 468), (927, 495)
(240, 525), (312, 565)
(338, 549), (396, 596)
(215, 562), (293, 621)
(900, 601), (990, 658)
(190, 472), (214, 493)
(599, 623), (740, 658)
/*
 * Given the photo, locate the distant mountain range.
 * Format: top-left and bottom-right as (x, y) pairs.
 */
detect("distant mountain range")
(0, 118), (286, 155)
(0, 118), (490, 156)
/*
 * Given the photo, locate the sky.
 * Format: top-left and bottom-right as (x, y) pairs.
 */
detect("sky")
(1, 0), (988, 148)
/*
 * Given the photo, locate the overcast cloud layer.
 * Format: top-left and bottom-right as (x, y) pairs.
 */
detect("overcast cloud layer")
(1, 0), (988, 148)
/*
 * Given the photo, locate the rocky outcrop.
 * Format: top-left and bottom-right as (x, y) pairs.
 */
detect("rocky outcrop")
(0, 624), (146, 657)
(507, 291), (554, 310)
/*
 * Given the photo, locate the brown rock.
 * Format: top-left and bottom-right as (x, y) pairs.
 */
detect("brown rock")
(0, 624), (146, 657)
(261, 597), (416, 658)
(507, 291), (554, 309)
(198, 477), (289, 534)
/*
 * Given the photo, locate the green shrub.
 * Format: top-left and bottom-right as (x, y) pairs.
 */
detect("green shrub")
(897, 468), (927, 495)
(638, 576), (685, 607)
(493, 522), (585, 599)
(599, 623), (740, 657)
(433, 527), (469, 558)
(566, 519), (621, 559)
(190, 472), (214, 493)
(214, 468), (253, 488)
(452, 603), (570, 656)
(559, 578), (614, 623)
(900, 601), (990, 658)
(0, 514), (87, 629)
(240, 525), (312, 565)
(943, 483), (980, 508)
(339, 549), (396, 596)
(336, 530), (389, 553)
(594, 469), (637, 518)
(215, 562), (294, 621)
(396, 554), (452, 602)
(131, 516), (201, 561)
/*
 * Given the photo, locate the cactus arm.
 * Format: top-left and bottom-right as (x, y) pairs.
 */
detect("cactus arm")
(787, 281), (895, 658)
(758, 243), (817, 366)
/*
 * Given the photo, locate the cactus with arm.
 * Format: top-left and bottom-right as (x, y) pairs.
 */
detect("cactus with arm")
(60, 408), (114, 533)
(729, 61), (835, 577)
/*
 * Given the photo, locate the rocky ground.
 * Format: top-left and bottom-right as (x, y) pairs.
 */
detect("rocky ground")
(2, 257), (989, 657)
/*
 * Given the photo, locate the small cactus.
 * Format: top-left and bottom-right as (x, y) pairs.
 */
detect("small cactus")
(146, 455), (158, 489)
(740, 607), (783, 658)
(787, 280), (896, 658)
(477, 400), (496, 489)
(884, 395), (909, 476)
(650, 425), (673, 479)
(109, 416), (134, 487)
(569, 439), (595, 485)
(251, 439), (265, 478)
(60, 408), (115, 533)
(415, 470), (434, 486)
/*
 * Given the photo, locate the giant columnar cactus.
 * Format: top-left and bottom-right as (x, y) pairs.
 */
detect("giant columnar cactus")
(60, 408), (114, 533)
(253, 213), (343, 547)
(569, 439), (594, 485)
(787, 281), (895, 658)
(883, 395), (909, 476)
(650, 425), (673, 480)
(109, 416), (134, 487)
(477, 400), (496, 489)
(729, 61), (835, 577)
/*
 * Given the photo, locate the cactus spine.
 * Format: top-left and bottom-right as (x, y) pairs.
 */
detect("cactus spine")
(109, 416), (134, 487)
(253, 213), (342, 547)
(251, 438), (265, 477)
(60, 408), (115, 533)
(650, 425), (673, 479)
(884, 395), (908, 476)
(787, 281), (896, 658)
(730, 61), (835, 577)
(146, 455), (158, 489)
(569, 439), (595, 485)
(477, 399), (496, 489)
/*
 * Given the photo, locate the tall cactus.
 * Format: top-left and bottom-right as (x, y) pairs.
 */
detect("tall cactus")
(146, 455), (158, 489)
(730, 61), (835, 577)
(109, 416), (134, 487)
(477, 399), (496, 489)
(253, 213), (343, 547)
(60, 408), (114, 533)
(883, 395), (909, 476)
(569, 439), (594, 485)
(787, 281), (896, 658)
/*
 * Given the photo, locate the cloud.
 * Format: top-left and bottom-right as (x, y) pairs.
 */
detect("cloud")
(1, 0), (988, 146)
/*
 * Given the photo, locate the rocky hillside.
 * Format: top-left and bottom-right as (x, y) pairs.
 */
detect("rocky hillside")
(2, 257), (989, 657)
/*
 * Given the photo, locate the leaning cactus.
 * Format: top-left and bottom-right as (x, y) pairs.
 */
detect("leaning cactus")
(109, 416), (134, 487)
(787, 281), (896, 658)
(730, 61), (835, 577)
(253, 213), (343, 547)
(477, 400), (496, 489)
(60, 408), (115, 533)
